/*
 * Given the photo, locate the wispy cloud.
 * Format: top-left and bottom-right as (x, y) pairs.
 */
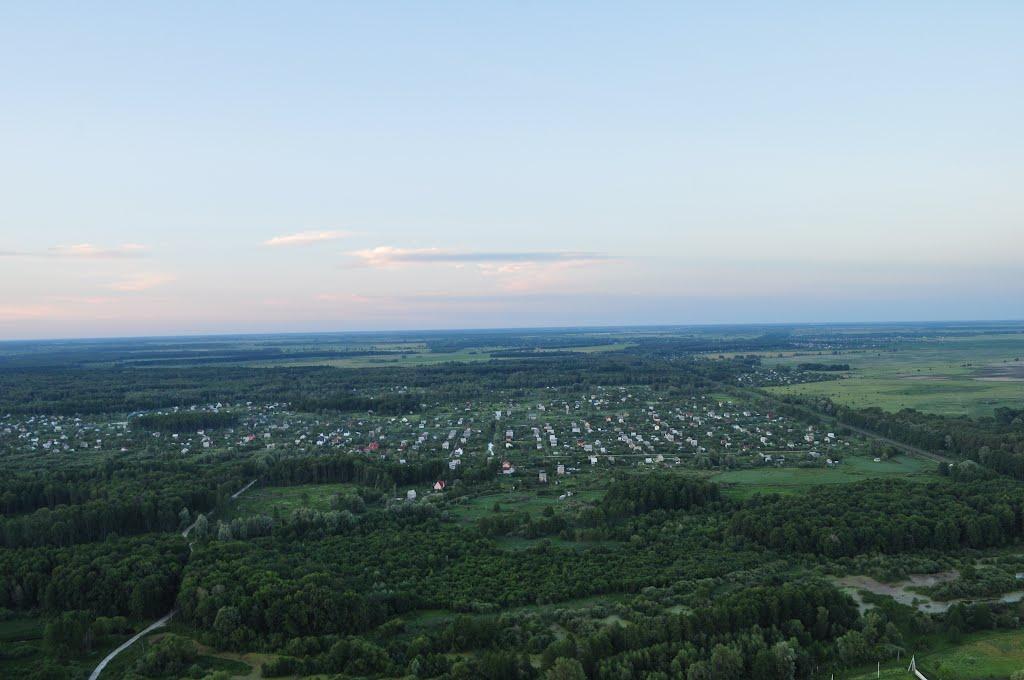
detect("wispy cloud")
(349, 246), (612, 269)
(51, 243), (148, 258)
(1, 243), (148, 259)
(263, 230), (349, 247)
(0, 304), (60, 320)
(104, 273), (175, 292)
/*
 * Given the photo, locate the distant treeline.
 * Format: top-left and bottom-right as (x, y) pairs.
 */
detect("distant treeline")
(796, 362), (850, 371)
(132, 410), (239, 431)
(123, 349), (395, 367)
(424, 334), (620, 352)
(291, 393), (421, 415)
(488, 349), (584, 358)
(629, 333), (799, 358)
(0, 354), (760, 415)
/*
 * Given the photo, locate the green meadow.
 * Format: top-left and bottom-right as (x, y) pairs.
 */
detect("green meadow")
(843, 628), (1024, 680)
(766, 334), (1024, 417)
(713, 454), (935, 497)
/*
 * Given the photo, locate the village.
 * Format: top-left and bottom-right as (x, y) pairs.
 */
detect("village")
(0, 384), (863, 484)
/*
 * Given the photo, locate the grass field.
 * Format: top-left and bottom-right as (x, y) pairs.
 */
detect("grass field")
(450, 487), (603, 524)
(843, 629), (1024, 679)
(97, 628), (263, 679)
(713, 454), (934, 497)
(220, 482), (366, 520)
(0, 615), (136, 679)
(766, 334), (1024, 417)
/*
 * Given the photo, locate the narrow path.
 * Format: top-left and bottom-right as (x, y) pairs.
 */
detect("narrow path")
(231, 478), (258, 499)
(89, 478), (258, 679)
(88, 611), (174, 680)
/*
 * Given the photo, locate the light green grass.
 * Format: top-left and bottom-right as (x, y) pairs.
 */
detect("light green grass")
(767, 335), (1024, 417)
(221, 482), (364, 519)
(844, 629), (1024, 679)
(714, 455), (934, 497)
(451, 489), (603, 523)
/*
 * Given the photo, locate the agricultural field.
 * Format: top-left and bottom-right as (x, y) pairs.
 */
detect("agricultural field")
(765, 333), (1024, 417)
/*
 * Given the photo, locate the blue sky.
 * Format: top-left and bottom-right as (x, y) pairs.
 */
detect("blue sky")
(1, 2), (1021, 338)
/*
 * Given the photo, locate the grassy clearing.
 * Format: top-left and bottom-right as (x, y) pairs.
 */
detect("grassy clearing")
(0, 618), (133, 679)
(450, 488), (603, 524)
(714, 454), (934, 497)
(844, 628), (1024, 679)
(0, 617), (42, 643)
(766, 335), (1024, 417)
(221, 482), (364, 519)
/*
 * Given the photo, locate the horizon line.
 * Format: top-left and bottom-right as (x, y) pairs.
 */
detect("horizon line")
(2, 318), (1023, 345)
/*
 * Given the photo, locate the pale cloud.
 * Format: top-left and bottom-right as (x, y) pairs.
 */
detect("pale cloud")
(104, 273), (175, 292)
(315, 292), (372, 304)
(263, 230), (349, 247)
(349, 246), (612, 269)
(0, 304), (64, 320)
(50, 243), (148, 259)
(1, 243), (148, 259)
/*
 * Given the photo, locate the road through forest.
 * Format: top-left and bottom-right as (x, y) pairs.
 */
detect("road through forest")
(89, 479), (257, 680)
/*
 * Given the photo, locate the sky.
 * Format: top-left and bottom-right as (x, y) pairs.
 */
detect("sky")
(1, 2), (1022, 340)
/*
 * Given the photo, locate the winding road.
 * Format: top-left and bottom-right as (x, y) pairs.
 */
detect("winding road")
(87, 612), (174, 680)
(88, 479), (257, 680)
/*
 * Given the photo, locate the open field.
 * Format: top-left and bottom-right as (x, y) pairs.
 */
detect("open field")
(843, 629), (1024, 679)
(713, 453), (935, 497)
(450, 487), (604, 524)
(219, 482), (364, 519)
(766, 334), (1024, 416)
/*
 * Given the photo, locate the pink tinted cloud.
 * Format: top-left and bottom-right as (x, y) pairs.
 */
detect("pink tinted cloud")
(1, 243), (148, 259)
(348, 246), (611, 269)
(263, 230), (349, 247)
(0, 304), (59, 320)
(50, 243), (148, 258)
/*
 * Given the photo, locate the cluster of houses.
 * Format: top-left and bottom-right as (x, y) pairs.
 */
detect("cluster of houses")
(0, 414), (130, 454)
(3, 385), (860, 482)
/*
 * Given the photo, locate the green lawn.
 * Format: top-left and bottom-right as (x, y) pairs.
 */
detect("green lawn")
(714, 454), (934, 497)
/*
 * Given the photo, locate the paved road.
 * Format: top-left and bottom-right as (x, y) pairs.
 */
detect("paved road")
(88, 611), (174, 680)
(89, 478), (258, 679)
